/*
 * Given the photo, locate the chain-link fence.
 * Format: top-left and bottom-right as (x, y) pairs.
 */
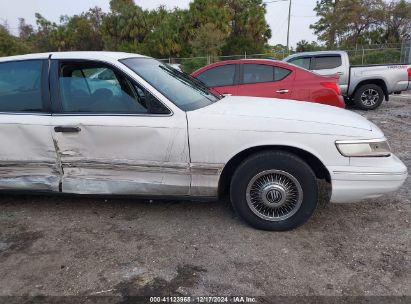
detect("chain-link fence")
(159, 42), (411, 73)
(401, 39), (411, 63)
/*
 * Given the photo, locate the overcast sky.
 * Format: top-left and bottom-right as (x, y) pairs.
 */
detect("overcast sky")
(0, 0), (319, 49)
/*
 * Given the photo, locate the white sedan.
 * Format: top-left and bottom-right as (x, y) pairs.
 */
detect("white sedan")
(0, 52), (407, 230)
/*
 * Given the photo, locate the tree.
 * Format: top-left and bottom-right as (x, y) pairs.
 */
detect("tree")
(63, 13), (104, 51)
(310, 0), (385, 47)
(109, 0), (135, 13)
(33, 13), (57, 51)
(1, 0), (273, 58)
(311, 0), (410, 48)
(101, 1), (150, 52)
(310, 0), (342, 48)
(18, 18), (34, 40)
(222, 0), (272, 54)
(0, 24), (26, 56)
(145, 7), (187, 58)
(384, 0), (411, 43)
(190, 23), (227, 57)
(82, 7), (105, 50)
(296, 40), (324, 52)
(338, 0), (385, 46)
(49, 23), (69, 51)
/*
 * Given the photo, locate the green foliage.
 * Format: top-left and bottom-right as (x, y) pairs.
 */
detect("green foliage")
(222, 0), (271, 54)
(0, 25), (28, 56)
(349, 48), (402, 65)
(102, 2), (149, 52)
(109, 0), (135, 13)
(296, 40), (324, 52)
(270, 44), (289, 59)
(0, 0), (271, 59)
(181, 57), (209, 74)
(145, 7), (188, 57)
(190, 23), (228, 57)
(311, 0), (411, 48)
(384, 0), (411, 43)
(2, 0), (408, 62)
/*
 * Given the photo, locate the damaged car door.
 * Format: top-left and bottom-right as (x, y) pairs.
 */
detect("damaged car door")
(50, 59), (190, 195)
(0, 59), (61, 192)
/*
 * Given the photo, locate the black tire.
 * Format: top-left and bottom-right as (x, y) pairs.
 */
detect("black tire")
(230, 151), (318, 231)
(353, 84), (384, 110)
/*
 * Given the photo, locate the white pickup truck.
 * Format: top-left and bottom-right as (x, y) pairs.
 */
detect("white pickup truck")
(284, 51), (411, 110)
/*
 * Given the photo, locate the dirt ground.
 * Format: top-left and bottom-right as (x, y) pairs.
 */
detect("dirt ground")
(0, 95), (410, 299)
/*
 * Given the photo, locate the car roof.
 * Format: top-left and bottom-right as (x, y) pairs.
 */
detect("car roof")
(191, 58), (304, 76)
(213, 58), (284, 64)
(0, 51), (149, 63)
(284, 50), (347, 60)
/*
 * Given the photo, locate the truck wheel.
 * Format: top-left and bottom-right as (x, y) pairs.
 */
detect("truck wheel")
(353, 84), (384, 110)
(230, 151), (318, 231)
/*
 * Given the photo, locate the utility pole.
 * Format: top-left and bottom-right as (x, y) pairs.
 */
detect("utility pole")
(286, 0), (292, 53)
(265, 0), (292, 51)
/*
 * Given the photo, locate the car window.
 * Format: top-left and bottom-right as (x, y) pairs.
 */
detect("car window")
(312, 56), (342, 70)
(122, 58), (221, 111)
(96, 68), (116, 80)
(58, 63), (169, 114)
(288, 57), (311, 70)
(0, 60), (43, 112)
(243, 64), (273, 84)
(196, 65), (236, 87)
(274, 67), (292, 81)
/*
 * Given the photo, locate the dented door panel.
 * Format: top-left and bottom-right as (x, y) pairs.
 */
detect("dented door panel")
(51, 114), (191, 195)
(0, 115), (60, 191)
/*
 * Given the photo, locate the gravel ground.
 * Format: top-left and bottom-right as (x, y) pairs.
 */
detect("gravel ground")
(0, 95), (410, 299)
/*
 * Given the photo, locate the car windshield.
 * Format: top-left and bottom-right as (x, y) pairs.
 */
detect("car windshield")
(121, 58), (221, 111)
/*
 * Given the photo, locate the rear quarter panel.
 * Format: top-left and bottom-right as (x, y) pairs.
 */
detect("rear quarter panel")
(292, 69), (343, 107)
(349, 64), (410, 96)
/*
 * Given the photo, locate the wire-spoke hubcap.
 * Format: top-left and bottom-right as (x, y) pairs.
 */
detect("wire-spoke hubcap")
(246, 170), (303, 221)
(360, 89), (379, 106)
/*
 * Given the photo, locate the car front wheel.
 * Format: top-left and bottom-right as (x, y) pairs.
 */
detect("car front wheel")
(230, 151), (318, 231)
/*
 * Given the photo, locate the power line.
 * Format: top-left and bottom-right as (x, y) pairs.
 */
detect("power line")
(271, 15), (288, 38)
(292, 15), (317, 18)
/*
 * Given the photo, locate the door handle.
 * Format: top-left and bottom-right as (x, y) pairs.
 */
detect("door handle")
(54, 126), (81, 133)
(275, 89), (289, 94)
(337, 72), (344, 75)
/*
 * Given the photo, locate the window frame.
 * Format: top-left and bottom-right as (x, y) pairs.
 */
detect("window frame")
(239, 63), (292, 85)
(287, 56), (312, 70)
(0, 59), (51, 115)
(50, 59), (172, 117)
(196, 64), (240, 88)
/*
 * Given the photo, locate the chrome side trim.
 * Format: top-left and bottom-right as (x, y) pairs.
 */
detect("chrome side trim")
(190, 163), (224, 175)
(62, 159), (189, 175)
(51, 113), (173, 117)
(335, 138), (387, 144)
(333, 170), (408, 176)
(0, 161), (56, 167)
